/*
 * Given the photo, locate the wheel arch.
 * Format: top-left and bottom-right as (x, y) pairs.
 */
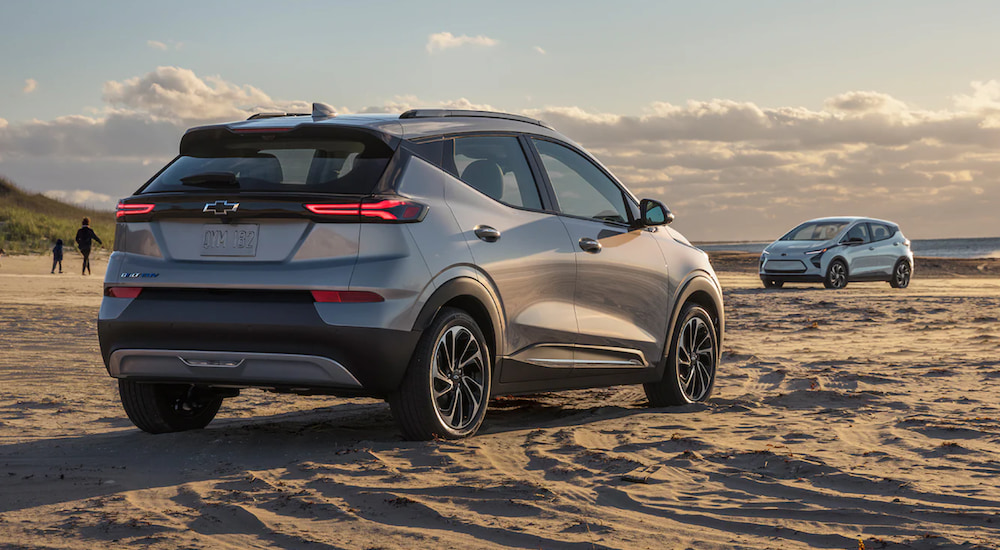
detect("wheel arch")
(413, 277), (504, 365)
(658, 273), (724, 377)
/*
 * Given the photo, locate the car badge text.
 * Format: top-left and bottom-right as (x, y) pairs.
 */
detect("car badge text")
(204, 201), (239, 215)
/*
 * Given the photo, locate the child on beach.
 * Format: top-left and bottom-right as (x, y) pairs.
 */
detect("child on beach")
(51, 239), (64, 274)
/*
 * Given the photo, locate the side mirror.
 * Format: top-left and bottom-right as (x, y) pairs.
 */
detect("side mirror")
(842, 237), (864, 245)
(639, 198), (674, 227)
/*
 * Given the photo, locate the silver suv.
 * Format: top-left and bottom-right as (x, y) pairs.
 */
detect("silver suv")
(99, 105), (724, 439)
(760, 217), (913, 289)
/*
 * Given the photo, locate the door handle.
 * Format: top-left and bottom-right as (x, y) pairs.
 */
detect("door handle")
(474, 225), (501, 243)
(579, 237), (602, 253)
(868, 246), (875, 251)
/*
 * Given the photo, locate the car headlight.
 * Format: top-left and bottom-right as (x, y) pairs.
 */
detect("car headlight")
(805, 248), (828, 256)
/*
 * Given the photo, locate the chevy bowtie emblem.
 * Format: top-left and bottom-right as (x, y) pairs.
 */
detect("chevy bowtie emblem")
(204, 200), (239, 215)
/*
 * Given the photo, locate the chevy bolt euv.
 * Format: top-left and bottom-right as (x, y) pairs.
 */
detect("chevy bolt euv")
(100, 104), (724, 439)
(759, 217), (913, 289)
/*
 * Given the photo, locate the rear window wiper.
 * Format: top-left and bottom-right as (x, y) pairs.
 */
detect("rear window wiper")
(181, 172), (239, 187)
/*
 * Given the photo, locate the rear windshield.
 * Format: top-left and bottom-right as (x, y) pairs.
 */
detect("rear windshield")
(139, 128), (394, 195)
(780, 221), (849, 241)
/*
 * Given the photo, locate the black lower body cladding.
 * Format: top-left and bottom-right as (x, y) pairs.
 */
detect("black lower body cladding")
(98, 290), (420, 396)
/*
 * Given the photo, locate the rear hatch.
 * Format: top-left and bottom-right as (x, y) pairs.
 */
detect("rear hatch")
(110, 124), (404, 290)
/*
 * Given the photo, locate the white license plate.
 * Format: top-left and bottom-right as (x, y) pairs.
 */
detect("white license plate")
(200, 224), (259, 256)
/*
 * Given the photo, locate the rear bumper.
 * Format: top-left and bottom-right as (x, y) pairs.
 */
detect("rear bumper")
(98, 293), (421, 396)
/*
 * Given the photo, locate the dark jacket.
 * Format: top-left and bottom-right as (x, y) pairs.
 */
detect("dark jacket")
(75, 226), (102, 251)
(53, 239), (64, 261)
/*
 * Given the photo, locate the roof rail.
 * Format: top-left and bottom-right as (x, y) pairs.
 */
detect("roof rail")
(246, 112), (309, 120)
(399, 109), (552, 129)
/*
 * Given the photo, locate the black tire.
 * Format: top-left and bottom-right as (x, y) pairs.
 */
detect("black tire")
(118, 380), (223, 434)
(645, 303), (718, 407)
(823, 259), (848, 289)
(389, 308), (492, 440)
(762, 278), (784, 289)
(889, 259), (911, 288)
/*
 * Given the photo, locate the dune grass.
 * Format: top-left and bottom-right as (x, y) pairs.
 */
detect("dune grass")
(0, 176), (115, 254)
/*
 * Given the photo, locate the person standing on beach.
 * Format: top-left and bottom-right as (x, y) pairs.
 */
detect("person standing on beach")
(74, 218), (102, 275)
(51, 238), (64, 274)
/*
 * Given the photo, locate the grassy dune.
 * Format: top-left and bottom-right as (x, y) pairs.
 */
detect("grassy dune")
(0, 176), (115, 254)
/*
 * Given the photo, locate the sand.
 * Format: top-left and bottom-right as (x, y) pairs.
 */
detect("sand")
(1, 253), (999, 549)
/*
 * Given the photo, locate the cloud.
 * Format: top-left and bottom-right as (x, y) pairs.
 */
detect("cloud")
(534, 46), (546, 55)
(147, 40), (183, 51)
(3, 67), (1000, 239)
(101, 66), (310, 123)
(43, 189), (115, 209)
(426, 32), (498, 53)
(23, 79), (37, 94)
(825, 91), (909, 114)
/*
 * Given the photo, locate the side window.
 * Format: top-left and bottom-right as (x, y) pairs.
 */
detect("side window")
(532, 139), (629, 224)
(452, 136), (542, 210)
(870, 223), (891, 242)
(844, 223), (870, 243)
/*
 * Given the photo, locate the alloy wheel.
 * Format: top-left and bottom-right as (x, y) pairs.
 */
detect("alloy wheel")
(829, 262), (847, 288)
(430, 325), (486, 431)
(676, 316), (715, 401)
(895, 262), (911, 287)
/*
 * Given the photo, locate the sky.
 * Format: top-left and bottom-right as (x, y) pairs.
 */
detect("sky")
(2, 0), (1000, 241)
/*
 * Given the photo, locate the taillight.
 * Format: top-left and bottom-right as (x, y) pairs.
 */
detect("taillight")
(105, 287), (143, 298)
(360, 199), (425, 221)
(116, 203), (155, 218)
(305, 204), (360, 216)
(311, 290), (384, 303)
(303, 198), (426, 222)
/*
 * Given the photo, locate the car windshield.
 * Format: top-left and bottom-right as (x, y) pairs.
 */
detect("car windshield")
(139, 129), (394, 195)
(780, 221), (849, 241)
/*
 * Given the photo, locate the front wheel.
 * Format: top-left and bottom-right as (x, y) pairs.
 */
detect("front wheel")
(824, 260), (848, 289)
(645, 303), (718, 407)
(119, 380), (223, 434)
(889, 259), (911, 288)
(390, 308), (492, 440)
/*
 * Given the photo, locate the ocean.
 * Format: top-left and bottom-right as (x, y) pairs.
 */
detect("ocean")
(695, 237), (1000, 259)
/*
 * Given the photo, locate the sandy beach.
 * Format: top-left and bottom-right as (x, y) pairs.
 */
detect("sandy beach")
(1, 252), (998, 549)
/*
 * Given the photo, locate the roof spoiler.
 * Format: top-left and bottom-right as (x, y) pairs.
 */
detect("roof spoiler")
(399, 109), (552, 129)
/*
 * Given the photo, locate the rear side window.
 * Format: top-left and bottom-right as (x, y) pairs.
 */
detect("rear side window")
(140, 128), (394, 195)
(451, 136), (542, 210)
(870, 223), (893, 241)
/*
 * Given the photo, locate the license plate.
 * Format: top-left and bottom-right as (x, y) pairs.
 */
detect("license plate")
(200, 224), (259, 256)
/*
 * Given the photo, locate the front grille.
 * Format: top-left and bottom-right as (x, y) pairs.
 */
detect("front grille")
(764, 260), (807, 273)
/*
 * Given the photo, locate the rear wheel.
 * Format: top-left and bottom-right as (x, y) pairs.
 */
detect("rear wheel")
(762, 278), (784, 289)
(645, 303), (718, 407)
(390, 308), (491, 440)
(118, 380), (223, 434)
(824, 260), (848, 289)
(889, 259), (911, 288)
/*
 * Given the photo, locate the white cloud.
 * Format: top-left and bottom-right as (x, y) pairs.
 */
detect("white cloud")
(534, 46), (546, 55)
(102, 66), (310, 123)
(426, 32), (498, 53)
(23, 79), (37, 94)
(3, 68), (1000, 239)
(147, 40), (183, 51)
(43, 189), (115, 209)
